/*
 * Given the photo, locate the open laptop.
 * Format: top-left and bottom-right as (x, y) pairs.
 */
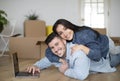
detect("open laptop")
(12, 52), (40, 78)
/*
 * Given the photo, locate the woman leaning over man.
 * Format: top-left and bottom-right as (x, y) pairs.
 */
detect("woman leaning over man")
(45, 19), (120, 67)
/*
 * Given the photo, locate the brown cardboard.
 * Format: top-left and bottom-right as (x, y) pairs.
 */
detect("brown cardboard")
(24, 20), (46, 37)
(93, 28), (106, 35)
(40, 42), (48, 58)
(110, 37), (120, 45)
(9, 37), (46, 59)
(9, 20), (47, 59)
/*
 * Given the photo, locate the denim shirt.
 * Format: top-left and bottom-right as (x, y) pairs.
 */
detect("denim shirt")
(72, 29), (109, 61)
(45, 28), (109, 62)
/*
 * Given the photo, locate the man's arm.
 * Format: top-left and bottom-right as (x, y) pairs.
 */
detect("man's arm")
(64, 50), (90, 80)
(26, 57), (52, 74)
(34, 57), (52, 69)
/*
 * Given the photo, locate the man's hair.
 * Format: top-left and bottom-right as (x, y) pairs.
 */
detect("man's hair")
(45, 32), (59, 45)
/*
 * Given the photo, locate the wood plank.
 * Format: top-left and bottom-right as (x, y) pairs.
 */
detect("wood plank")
(0, 55), (120, 81)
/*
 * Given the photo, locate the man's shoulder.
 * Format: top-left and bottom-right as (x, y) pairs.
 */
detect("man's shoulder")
(72, 50), (88, 59)
(67, 42), (75, 47)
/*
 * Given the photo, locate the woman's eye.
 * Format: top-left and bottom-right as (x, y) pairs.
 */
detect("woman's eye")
(58, 32), (62, 35)
(64, 27), (67, 30)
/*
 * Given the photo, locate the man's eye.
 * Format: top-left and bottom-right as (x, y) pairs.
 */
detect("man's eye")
(50, 47), (54, 50)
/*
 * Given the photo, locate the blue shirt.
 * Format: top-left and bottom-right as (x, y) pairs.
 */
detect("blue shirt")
(45, 28), (109, 62)
(35, 43), (90, 80)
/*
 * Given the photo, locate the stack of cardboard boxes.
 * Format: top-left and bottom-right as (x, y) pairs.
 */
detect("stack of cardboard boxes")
(9, 20), (47, 59)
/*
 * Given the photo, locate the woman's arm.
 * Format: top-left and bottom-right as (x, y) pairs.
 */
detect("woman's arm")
(74, 30), (102, 61)
(71, 44), (90, 55)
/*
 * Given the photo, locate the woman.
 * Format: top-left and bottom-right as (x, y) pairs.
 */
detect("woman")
(45, 19), (120, 66)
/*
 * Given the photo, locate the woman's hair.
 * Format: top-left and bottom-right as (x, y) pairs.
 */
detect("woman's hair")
(53, 19), (100, 38)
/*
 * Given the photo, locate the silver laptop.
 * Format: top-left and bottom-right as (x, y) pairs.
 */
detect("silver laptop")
(12, 52), (40, 78)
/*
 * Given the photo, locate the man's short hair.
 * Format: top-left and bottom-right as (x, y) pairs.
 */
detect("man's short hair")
(45, 32), (59, 45)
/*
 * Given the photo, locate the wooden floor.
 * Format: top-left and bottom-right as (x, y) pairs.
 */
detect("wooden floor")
(0, 54), (120, 81)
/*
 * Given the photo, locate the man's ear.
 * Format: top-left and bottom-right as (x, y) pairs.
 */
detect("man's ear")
(62, 39), (66, 45)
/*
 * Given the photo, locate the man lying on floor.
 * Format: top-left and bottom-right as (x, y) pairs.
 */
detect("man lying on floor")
(26, 32), (120, 80)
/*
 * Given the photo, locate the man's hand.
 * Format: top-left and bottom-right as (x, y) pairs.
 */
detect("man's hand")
(59, 60), (68, 73)
(26, 65), (40, 75)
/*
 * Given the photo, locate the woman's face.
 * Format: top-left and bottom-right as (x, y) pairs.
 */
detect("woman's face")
(56, 24), (74, 41)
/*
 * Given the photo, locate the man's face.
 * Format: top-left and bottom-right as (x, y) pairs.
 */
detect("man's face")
(48, 37), (66, 57)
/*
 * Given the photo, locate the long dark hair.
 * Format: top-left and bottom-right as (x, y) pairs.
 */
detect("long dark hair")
(53, 19), (100, 38)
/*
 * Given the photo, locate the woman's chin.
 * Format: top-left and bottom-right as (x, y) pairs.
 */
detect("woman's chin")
(58, 54), (63, 57)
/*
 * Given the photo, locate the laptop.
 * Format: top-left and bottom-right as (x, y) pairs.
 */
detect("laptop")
(12, 52), (40, 78)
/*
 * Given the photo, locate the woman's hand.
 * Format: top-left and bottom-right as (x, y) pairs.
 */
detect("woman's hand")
(71, 44), (90, 55)
(59, 59), (68, 73)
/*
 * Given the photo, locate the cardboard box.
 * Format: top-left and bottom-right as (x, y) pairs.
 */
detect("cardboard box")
(9, 20), (48, 59)
(9, 37), (46, 59)
(110, 37), (120, 46)
(40, 42), (48, 58)
(93, 28), (106, 35)
(24, 20), (46, 37)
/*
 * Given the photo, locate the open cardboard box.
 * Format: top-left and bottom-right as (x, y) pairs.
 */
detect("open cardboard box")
(9, 20), (48, 59)
(9, 37), (47, 59)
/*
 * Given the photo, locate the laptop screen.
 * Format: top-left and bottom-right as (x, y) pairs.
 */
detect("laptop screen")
(12, 53), (20, 75)
(12, 52), (40, 78)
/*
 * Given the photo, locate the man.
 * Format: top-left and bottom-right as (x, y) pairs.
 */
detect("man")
(26, 32), (90, 80)
(26, 32), (117, 80)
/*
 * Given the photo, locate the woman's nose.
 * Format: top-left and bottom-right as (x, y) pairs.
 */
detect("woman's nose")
(63, 32), (67, 37)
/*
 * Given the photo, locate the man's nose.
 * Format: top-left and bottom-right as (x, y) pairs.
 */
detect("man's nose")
(54, 47), (58, 53)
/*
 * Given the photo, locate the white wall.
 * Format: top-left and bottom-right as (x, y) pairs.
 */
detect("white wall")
(0, 0), (120, 51)
(0, 0), (81, 51)
(0, 0), (120, 36)
(109, 0), (120, 37)
(0, 0), (80, 35)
